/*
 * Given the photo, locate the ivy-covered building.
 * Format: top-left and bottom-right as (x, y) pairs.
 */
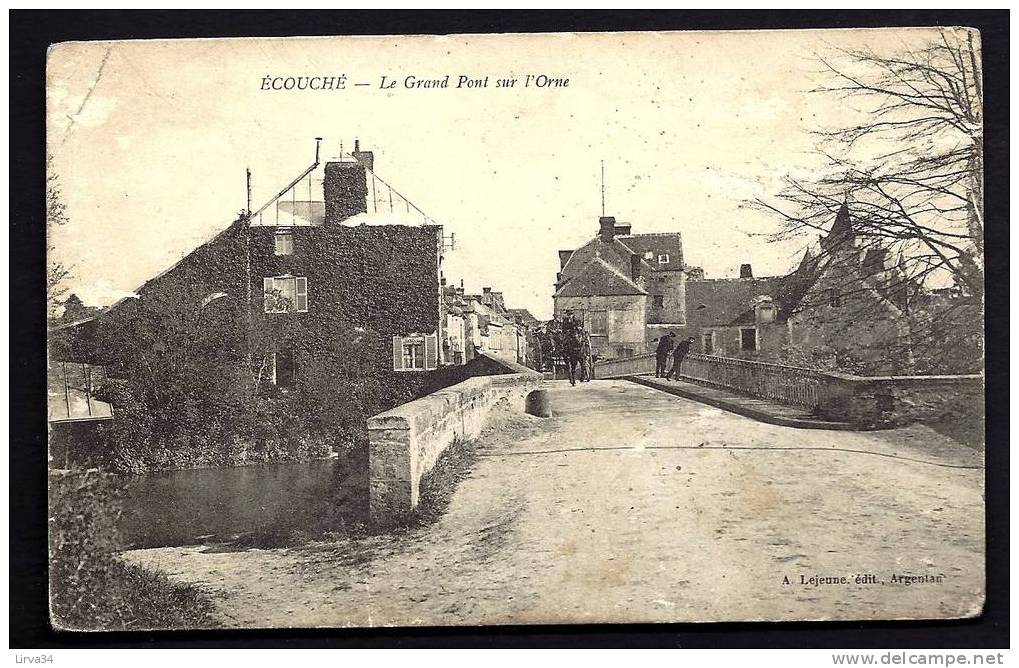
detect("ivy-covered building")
(50, 142), (458, 422)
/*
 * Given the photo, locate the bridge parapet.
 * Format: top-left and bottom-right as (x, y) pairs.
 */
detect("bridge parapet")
(368, 355), (541, 523)
(595, 353), (983, 426)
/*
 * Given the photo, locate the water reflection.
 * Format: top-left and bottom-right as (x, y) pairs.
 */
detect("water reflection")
(118, 454), (367, 549)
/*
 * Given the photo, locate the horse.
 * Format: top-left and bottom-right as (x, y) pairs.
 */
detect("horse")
(557, 325), (586, 387)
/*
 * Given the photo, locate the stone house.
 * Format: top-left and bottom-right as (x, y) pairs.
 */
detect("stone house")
(554, 216), (688, 359)
(654, 204), (912, 365)
(785, 203), (919, 371)
(553, 204), (920, 367)
(682, 259), (814, 359)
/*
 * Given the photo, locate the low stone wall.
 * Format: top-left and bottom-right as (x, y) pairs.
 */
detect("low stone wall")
(819, 373), (984, 426)
(368, 354), (542, 522)
(595, 352), (983, 428)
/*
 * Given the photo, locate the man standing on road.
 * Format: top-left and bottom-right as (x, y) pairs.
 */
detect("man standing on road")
(665, 336), (695, 381)
(580, 330), (593, 382)
(654, 332), (675, 377)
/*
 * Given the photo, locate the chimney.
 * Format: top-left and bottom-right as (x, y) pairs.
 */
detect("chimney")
(740, 263), (753, 278)
(324, 160), (368, 224)
(630, 254), (641, 282)
(863, 247), (889, 276)
(351, 138), (374, 172)
(615, 223), (632, 236)
(599, 216), (617, 242)
(558, 250), (573, 270)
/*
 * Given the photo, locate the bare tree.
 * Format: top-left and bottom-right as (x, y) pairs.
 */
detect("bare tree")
(756, 28), (983, 299)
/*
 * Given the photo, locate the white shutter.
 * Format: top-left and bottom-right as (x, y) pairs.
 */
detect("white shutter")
(424, 333), (438, 370)
(295, 277), (308, 312)
(392, 336), (404, 370)
(263, 277), (274, 312)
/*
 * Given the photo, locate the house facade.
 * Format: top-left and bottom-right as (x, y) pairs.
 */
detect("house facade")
(441, 283), (533, 367)
(554, 216), (687, 359)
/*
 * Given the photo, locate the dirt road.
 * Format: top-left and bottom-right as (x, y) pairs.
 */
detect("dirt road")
(125, 379), (985, 627)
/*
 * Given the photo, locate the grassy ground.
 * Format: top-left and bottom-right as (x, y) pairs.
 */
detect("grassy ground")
(51, 557), (219, 631)
(49, 469), (220, 631)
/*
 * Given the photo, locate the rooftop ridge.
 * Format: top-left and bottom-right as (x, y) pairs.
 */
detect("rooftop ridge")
(616, 232), (683, 239)
(688, 275), (785, 283)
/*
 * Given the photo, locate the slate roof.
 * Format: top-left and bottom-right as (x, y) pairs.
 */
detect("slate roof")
(555, 235), (657, 298)
(555, 255), (646, 298)
(686, 258), (819, 328)
(507, 308), (541, 327)
(615, 233), (684, 271)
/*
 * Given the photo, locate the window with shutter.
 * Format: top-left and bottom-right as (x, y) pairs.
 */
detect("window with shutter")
(263, 276), (309, 313)
(392, 336), (404, 370)
(424, 333), (438, 370)
(394, 333), (439, 371)
(295, 277), (308, 312)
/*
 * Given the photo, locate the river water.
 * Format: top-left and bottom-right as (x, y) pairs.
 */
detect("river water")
(117, 457), (367, 549)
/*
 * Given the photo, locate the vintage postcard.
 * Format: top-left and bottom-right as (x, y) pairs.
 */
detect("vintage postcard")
(46, 28), (985, 630)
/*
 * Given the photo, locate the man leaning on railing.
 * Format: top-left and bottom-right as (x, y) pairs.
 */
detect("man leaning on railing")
(664, 337), (696, 381)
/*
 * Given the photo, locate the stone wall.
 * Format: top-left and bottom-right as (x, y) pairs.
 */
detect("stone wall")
(819, 373), (984, 426)
(367, 353), (542, 521)
(594, 352), (983, 429)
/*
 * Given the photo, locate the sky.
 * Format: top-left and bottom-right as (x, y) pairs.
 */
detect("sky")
(47, 28), (945, 319)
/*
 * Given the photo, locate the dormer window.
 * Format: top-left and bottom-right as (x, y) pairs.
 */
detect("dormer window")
(275, 230), (294, 256)
(658, 254), (670, 264)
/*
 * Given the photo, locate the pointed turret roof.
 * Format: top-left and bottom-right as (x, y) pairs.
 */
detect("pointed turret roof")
(830, 201), (853, 237)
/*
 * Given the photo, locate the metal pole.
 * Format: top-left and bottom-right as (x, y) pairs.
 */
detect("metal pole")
(62, 362), (69, 418)
(601, 160), (605, 217)
(83, 363), (92, 416)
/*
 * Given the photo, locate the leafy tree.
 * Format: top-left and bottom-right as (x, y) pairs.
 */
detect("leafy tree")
(47, 156), (73, 321)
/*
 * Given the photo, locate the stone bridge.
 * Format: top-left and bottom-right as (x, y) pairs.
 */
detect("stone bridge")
(368, 351), (982, 524)
(133, 376), (986, 626)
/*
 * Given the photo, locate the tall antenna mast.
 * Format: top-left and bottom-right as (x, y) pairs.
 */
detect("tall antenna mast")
(246, 168), (252, 216)
(601, 160), (606, 217)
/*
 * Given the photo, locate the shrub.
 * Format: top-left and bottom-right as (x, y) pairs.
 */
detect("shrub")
(49, 470), (217, 630)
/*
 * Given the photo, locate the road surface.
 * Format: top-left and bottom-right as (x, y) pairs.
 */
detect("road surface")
(125, 379), (985, 627)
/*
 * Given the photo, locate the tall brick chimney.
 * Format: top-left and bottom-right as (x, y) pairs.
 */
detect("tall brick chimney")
(599, 216), (617, 242)
(324, 159), (368, 224)
(740, 263), (753, 278)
